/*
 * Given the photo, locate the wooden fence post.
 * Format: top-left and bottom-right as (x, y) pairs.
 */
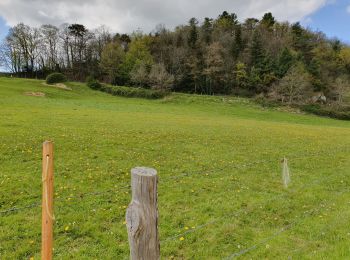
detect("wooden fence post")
(42, 141), (54, 260)
(126, 167), (159, 260)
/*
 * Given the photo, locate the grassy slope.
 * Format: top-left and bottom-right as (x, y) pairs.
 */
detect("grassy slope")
(0, 77), (349, 259)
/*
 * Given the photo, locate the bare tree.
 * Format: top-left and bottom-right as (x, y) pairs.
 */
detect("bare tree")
(130, 62), (148, 86)
(148, 63), (174, 91)
(276, 63), (312, 103)
(40, 24), (59, 70)
(203, 41), (224, 93)
(333, 75), (350, 103)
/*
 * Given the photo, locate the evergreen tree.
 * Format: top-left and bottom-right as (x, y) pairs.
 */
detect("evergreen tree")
(188, 18), (198, 49)
(201, 17), (213, 45)
(216, 11), (238, 30)
(232, 25), (243, 59)
(234, 62), (248, 89)
(261, 12), (275, 28)
(250, 30), (265, 70)
(248, 66), (263, 93)
(277, 48), (295, 78)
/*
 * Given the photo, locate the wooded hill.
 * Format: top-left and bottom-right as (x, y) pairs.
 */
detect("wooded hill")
(1, 11), (350, 106)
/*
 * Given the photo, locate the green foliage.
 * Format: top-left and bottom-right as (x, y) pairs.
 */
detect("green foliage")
(188, 18), (199, 48)
(86, 77), (102, 90)
(5, 12), (350, 104)
(201, 17), (213, 44)
(339, 47), (350, 73)
(119, 36), (154, 84)
(234, 62), (248, 89)
(277, 48), (295, 78)
(261, 12), (275, 28)
(302, 104), (350, 120)
(102, 84), (167, 99)
(86, 79), (167, 99)
(45, 72), (67, 84)
(215, 11), (238, 30)
(248, 66), (263, 93)
(250, 30), (265, 70)
(232, 25), (243, 58)
(99, 42), (125, 84)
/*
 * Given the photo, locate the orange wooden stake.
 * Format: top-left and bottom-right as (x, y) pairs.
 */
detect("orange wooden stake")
(42, 141), (54, 260)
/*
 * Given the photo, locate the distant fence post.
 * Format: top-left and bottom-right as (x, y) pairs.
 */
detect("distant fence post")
(126, 167), (159, 260)
(42, 141), (54, 260)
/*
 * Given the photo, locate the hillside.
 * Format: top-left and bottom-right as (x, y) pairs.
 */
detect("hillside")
(0, 77), (349, 259)
(2, 12), (350, 107)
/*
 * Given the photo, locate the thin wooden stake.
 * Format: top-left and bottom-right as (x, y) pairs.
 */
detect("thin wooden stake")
(126, 167), (159, 260)
(42, 141), (54, 260)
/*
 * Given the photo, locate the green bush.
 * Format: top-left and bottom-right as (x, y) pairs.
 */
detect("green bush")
(46, 73), (67, 84)
(107, 85), (167, 99)
(302, 104), (350, 120)
(86, 81), (168, 99)
(86, 77), (102, 90)
(254, 96), (280, 108)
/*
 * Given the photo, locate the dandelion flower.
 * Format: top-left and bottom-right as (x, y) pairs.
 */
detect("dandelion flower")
(64, 226), (70, 231)
(179, 237), (185, 241)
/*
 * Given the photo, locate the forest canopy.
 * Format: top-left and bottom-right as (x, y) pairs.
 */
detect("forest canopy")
(1, 11), (350, 104)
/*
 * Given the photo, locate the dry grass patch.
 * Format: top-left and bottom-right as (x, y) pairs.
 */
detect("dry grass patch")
(42, 82), (72, 90)
(24, 91), (45, 97)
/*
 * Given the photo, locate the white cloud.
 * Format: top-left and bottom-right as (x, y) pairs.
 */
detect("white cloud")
(347, 5), (350, 14)
(302, 17), (313, 24)
(0, 0), (331, 32)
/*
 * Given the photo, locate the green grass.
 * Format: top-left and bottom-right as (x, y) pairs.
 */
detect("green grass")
(0, 77), (349, 259)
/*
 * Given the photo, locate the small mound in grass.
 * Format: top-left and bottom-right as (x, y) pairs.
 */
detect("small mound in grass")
(24, 92), (45, 97)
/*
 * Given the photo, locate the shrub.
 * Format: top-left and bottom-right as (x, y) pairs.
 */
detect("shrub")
(86, 80), (168, 99)
(106, 85), (167, 99)
(46, 73), (67, 84)
(86, 77), (102, 90)
(301, 104), (350, 120)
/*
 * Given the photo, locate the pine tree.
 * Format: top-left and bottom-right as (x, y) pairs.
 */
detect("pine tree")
(232, 25), (243, 59)
(234, 62), (248, 89)
(202, 17), (213, 45)
(250, 30), (265, 70)
(216, 11), (238, 30)
(261, 12), (275, 28)
(188, 18), (198, 49)
(277, 48), (294, 78)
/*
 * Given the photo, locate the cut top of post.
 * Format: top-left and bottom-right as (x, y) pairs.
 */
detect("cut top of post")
(131, 167), (157, 177)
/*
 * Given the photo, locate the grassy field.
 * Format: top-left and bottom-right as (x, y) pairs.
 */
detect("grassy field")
(0, 77), (349, 259)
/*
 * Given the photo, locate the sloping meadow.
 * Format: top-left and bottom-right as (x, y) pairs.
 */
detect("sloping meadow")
(0, 77), (349, 259)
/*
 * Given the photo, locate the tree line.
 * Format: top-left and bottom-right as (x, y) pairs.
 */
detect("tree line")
(1, 11), (350, 103)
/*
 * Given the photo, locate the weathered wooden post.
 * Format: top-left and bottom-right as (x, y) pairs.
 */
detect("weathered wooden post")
(126, 167), (159, 260)
(42, 141), (54, 260)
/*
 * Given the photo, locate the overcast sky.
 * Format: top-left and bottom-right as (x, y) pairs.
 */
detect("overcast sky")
(0, 0), (349, 40)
